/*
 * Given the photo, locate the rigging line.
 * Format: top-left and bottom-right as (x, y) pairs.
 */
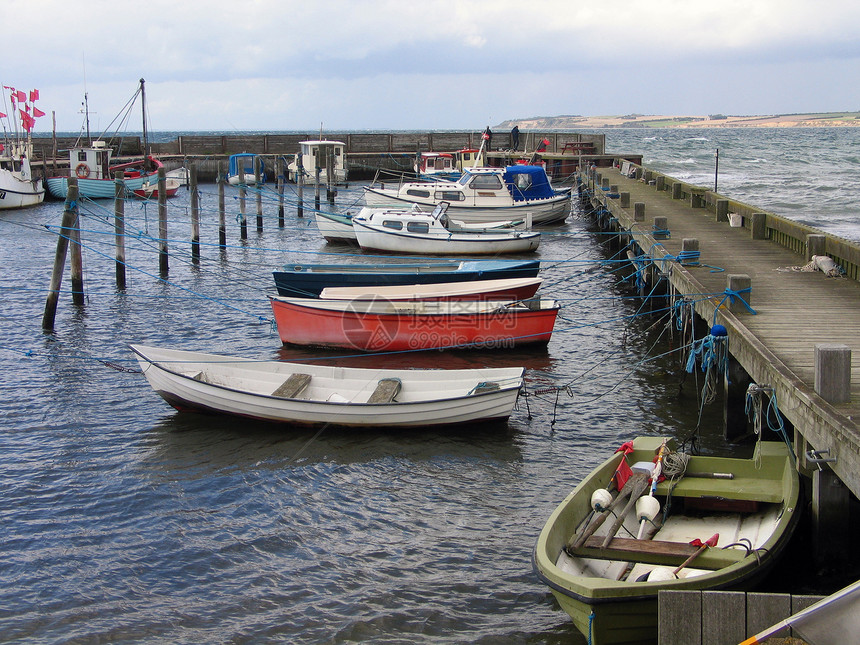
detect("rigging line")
(42, 227), (271, 323)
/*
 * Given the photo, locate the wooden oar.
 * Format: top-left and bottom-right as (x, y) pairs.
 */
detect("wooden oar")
(672, 533), (719, 575)
(636, 439), (668, 539)
(600, 473), (649, 549)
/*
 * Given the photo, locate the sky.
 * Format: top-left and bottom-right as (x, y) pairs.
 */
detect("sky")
(4, 0), (860, 134)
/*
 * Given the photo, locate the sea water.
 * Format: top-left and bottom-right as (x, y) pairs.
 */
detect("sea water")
(1, 127), (858, 643)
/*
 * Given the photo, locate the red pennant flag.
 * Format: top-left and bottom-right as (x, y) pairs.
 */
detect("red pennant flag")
(15, 90), (26, 102)
(615, 441), (635, 455)
(33, 107), (45, 118)
(30, 89), (39, 102)
(612, 457), (634, 490)
(0, 112), (6, 118)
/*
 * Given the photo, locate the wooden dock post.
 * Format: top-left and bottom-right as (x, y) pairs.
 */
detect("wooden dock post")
(672, 181), (682, 199)
(314, 163), (321, 211)
(238, 163), (247, 240)
(297, 152), (304, 218)
(634, 202), (645, 222)
(806, 233), (826, 261)
(620, 192), (630, 208)
(750, 212), (767, 239)
(43, 179), (80, 329)
(255, 156), (263, 232)
(157, 166), (168, 275)
(653, 216), (669, 239)
(715, 199), (729, 222)
(326, 148), (335, 205)
(190, 164), (200, 263)
(680, 238), (699, 266)
(114, 171), (126, 290)
(656, 175), (665, 191)
(217, 162), (226, 248)
(725, 356), (754, 441)
(812, 465), (851, 569)
(814, 343), (851, 404)
(277, 157), (285, 227)
(726, 274), (751, 313)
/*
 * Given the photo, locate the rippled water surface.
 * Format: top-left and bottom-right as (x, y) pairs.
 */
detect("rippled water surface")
(2, 128), (859, 643)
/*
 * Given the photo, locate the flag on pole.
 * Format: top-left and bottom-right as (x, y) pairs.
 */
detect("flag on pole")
(33, 107), (45, 118)
(30, 89), (39, 102)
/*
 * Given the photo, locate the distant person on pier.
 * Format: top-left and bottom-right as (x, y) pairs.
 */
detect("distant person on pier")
(483, 126), (492, 150)
(511, 125), (520, 151)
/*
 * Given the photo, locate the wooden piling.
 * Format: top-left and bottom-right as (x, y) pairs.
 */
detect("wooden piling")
(255, 156), (263, 232)
(158, 166), (168, 275)
(114, 171), (126, 289)
(217, 161), (226, 247)
(190, 164), (200, 262)
(297, 152), (304, 218)
(314, 164), (321, 211)
(634, 202), (645, 222)
(726, 274), (751, 313)
(43, 180), (79, 329)
(238, 163), (247, 240)
(814, 343), (851, 404)
(277, 157), (285, 227)
(326, 148), (335, 204)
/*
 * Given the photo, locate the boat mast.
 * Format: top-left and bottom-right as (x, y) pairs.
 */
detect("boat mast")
(139, 78), (148, 158)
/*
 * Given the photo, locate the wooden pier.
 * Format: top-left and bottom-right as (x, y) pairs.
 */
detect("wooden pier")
(579, 161), (860, 516)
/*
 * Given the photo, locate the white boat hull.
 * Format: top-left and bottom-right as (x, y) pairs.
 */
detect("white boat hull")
(131, 345), (524, 428)
(314, 211), (357, 243)
(0, 172), (45, 209)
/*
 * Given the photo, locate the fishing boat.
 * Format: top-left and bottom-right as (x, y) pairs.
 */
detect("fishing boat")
(0, 86), (45, 209)
(132, 177), (181, 199)
(363, 164), (571, 225)
(272, 258), (542, 298)
(319, 276), (543, 301)
(130, 344), (524, 428)
(268, 296), (560, 351)
(45, 79), (165, 199)
(352, 202), (541, 255)
(415, 152), (458, 180)
(533, 436), (800, 645)
(287, 140), (347, 185)
(226, 153), (266, 185)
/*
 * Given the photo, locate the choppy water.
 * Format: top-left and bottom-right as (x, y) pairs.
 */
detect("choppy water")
(2, 128), (858, 644)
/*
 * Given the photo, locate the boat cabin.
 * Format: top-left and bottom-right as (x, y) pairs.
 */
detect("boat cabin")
(227, 153), (266, 184)
(415, 152), (455, 177)
(453, 148), (483, 171)
(69, 140), (113, 180)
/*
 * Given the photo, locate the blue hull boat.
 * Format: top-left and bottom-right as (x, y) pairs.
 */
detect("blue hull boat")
(272, 259), (541, 298)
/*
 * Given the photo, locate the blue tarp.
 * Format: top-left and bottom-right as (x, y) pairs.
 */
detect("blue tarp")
(503, 165), (556, 201)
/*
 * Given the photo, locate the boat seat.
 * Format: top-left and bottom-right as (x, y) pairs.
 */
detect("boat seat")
(271, 373), (312, 399)
(568, 535), (746, 571)
(367, 378), (401, 403)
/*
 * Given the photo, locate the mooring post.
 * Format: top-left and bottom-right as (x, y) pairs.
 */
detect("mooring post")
(190, 164), (200, 263)
(43, 179), (79, 329)
(655, 175), (665, 191)
(814, 343), (851, 404)
(156, 166), (168, 275)
(653, 216), (668, 239)
(724, 357), (754, 442)
(255, 156), (263, 232)
(217, 162), (226, 248)
(620, 192), (630, 208)
(680, 238), (699, 266)
(277, 157), (285, 227)
(634, 202), (645, 222)
(297, 152), (304, 218)
(806, 234), (826, 261)
(672, 182), (682, 200)
(238, 163), (247, 240)
(114, 171), (126, 290)
(751, 212), (767, 240)
(812, 465), (851, 570)
(726, 274), (751, 313)
(326, 148), (335, 205)
(68, 187), (84, 307)
(716, 199), (729, 222)
(314, 162), (321, 211)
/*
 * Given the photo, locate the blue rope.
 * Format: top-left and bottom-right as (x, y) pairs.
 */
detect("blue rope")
(685, 333), (728, 375)
(713, 287), (756, 324)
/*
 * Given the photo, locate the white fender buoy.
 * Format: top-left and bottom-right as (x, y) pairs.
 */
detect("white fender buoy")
(591, 488), (613, 512)
(646, 567), (677, 582)
(635, 495), (660, 523)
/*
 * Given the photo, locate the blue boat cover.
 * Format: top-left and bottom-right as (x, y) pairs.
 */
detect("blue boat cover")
(503, 165), (556, 201)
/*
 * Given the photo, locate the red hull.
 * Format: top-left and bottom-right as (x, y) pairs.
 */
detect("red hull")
(269, 298), (559, 352)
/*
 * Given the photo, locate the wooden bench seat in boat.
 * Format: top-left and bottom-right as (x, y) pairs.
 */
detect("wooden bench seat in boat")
(271, 373), (312, 399)
(654, 473), (785, 504)
(568, 535), (746, 571)
(367, 378), (401, 403)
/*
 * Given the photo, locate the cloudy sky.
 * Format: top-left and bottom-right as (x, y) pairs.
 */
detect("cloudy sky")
(5, 0), (859, 133)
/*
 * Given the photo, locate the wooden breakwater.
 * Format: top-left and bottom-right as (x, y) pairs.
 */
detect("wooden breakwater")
(28, 131), (608, 182)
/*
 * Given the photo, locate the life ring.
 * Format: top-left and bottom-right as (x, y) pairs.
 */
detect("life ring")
(75, 163), (90, 179)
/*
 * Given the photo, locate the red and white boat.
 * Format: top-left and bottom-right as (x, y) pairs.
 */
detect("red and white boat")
(269, 296), (560, 352)
(132, 177), (181, 200)
(318, 276), (542, 302)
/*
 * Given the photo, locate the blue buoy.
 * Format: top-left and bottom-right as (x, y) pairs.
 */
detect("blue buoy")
(711, 324), (728, 337)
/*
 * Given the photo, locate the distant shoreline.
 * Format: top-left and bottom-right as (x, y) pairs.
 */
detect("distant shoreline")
(498, 112), (860, 129)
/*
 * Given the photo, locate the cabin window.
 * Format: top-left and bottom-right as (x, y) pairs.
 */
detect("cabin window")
(77, 151), (87, 162)
(436, 191), (464, 201)
(382, 220), (403, 230)
(514, 174), (533, 190)
(406, 222), (430, 234)
(469, 174), (503, 190)
(406, 189), (431, 198)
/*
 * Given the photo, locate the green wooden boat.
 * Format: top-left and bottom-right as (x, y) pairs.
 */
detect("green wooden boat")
(533, 436), (800, 645)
